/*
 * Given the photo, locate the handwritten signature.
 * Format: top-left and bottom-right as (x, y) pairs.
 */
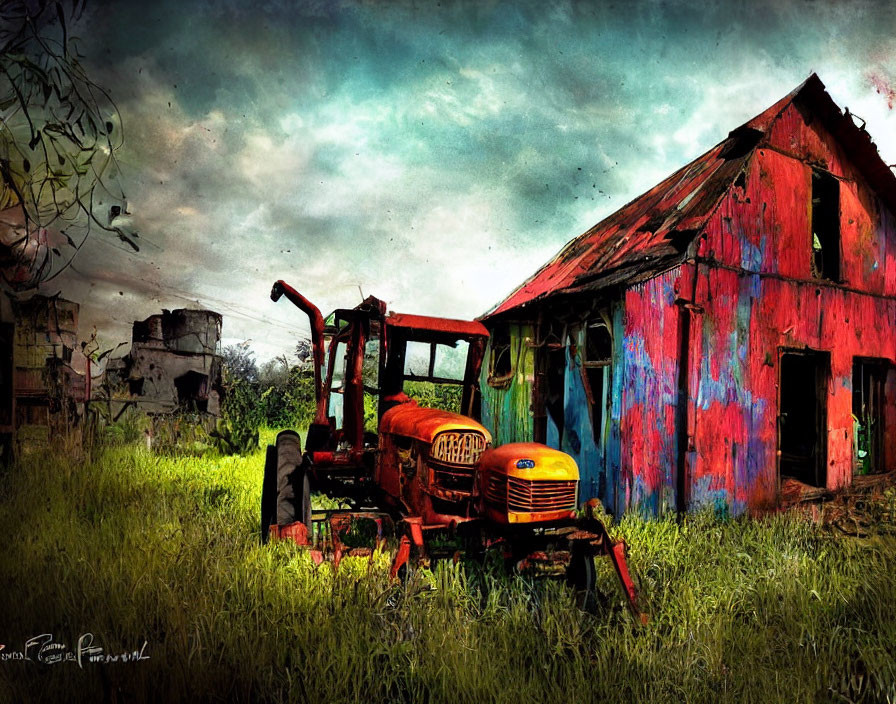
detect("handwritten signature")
(0, 634), (149, 667)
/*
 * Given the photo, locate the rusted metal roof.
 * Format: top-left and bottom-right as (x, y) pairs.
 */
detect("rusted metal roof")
(484, 74), (896, 319)
(387, 312), (488, 338)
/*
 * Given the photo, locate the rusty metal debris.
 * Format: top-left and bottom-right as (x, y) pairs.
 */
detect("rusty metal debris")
(782, 471), (896, 537)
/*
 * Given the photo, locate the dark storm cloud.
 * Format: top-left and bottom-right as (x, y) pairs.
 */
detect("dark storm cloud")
(52, 0), (896, 358)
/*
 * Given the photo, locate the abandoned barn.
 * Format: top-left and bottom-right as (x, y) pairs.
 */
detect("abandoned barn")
(479, 74), (896, 517)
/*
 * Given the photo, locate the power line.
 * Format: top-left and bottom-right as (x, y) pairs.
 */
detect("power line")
(65, 264), (311, 339)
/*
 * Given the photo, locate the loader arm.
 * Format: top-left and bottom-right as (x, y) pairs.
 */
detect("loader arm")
(270, 280), (328, 426)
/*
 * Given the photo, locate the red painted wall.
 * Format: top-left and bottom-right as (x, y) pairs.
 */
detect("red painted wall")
(688, 100), (896, 509)
(618, 101), (896, 515)
(619, 269), (683, 515)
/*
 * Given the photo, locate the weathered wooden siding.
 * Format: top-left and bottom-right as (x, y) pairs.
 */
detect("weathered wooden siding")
(482, 81), (896, 518)
(687, 265), (778, 513)
(692, 106), (896, 507)
(685, 264), (896, 508)
(707, 102), (896, 295)
(554, 322), (611, 506)
(479, 323), (535, 446)
(556, 329), (595, 495)
(479, 316), (620, 509)
(606, 304), (625, 514)
(618, 269), (682, 516)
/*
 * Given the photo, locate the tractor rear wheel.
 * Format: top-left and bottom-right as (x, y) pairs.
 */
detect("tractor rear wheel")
(260, 444), (277, 544)
(276, 430), (312, 536)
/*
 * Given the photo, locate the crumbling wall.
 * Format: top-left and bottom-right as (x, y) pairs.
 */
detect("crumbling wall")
(9, 294), (87, 435)
(121, 308), (223, 416)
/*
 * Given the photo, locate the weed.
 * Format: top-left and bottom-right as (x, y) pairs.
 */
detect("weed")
(0, 439), (894, 703)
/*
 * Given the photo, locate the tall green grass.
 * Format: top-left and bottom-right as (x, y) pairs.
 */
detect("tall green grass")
(0, 435), (894, 703)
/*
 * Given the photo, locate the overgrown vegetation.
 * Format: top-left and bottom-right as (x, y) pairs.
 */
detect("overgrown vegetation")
(215, 342), (465, 454)
(1, 0), (136, 290)
(0, 432), (894, 703)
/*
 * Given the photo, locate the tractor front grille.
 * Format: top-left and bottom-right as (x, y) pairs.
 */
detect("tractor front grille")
(430, 431), (487, 466)
(487, 476), (577, 513)
(428, 431), (486, 495)
(485, 474), (508, 509)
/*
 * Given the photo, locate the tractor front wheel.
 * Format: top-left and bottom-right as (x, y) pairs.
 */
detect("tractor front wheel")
(566, 545), (596, 608)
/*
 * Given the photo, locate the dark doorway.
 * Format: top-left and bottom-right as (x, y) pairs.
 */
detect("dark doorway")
(583, 321), (612, 444)
(852, 359), (887, 475)
(174, 370), (209, 412)
(533, 343), (566, 445)
(544, 345), (566, 440)
(779, 350), (829, 487)
(534, 319), (566, 445)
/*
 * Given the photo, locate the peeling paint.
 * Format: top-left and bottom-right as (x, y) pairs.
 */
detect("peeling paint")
(482, 74), (896, 517)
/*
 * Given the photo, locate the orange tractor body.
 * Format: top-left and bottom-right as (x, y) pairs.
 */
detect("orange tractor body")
(261, 280), (644, 620)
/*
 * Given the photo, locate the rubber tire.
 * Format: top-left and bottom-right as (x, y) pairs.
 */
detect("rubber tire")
(276, 430), (312, 535)
(260, 444), (277, 544)
(566, 548), (596, 609)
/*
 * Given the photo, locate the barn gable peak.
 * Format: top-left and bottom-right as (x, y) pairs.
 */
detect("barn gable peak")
(484, 74), (896, 319)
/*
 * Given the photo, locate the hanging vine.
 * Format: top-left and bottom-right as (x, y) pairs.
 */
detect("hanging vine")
(0, 0), (136, 291)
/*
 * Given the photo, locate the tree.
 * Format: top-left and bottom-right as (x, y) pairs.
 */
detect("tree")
(0, 0), (136, 291)
(221, 341), (258, 386)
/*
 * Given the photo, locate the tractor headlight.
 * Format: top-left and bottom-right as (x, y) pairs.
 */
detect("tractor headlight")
(515, 459), (536, 469)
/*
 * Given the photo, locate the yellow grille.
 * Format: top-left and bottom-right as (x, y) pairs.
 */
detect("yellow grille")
(506, 477), (577, 512)
(430, 431), (487, 466)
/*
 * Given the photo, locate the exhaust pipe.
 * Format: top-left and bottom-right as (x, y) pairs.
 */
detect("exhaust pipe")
(270, 280), (328, 426)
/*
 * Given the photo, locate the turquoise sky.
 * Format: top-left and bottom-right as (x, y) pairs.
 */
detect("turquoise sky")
(57, 0), (896, 359)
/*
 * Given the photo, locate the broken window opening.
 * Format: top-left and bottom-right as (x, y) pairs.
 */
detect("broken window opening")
(852, 359), (887, 476)
(810, 169), (840, 282)
(362, 322), (381, 433)
(128, 378), (145, 397)
(583, 320), (612, 445)
(779, 350), (829, 488)
(488, 323), (512, 385)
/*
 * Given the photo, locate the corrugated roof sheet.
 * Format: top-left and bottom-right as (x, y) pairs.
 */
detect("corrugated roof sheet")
(387, 312), (488, 338)
(484, 74), (896, 319)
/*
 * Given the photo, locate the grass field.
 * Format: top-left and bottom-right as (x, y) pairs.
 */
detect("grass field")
(1, 432), (895, 703)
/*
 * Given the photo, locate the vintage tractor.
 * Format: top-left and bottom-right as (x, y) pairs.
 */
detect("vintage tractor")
(261, 280), (643, 619)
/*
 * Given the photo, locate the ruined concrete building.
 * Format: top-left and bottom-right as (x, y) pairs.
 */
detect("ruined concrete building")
(0, 298), (225, 457)
(120, 308), (223, 415)
(480, 74), (896, 517)
(0, 293), (88, 450)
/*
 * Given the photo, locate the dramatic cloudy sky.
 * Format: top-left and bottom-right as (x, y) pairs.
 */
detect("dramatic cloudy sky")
(51, 0), (896, 360)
